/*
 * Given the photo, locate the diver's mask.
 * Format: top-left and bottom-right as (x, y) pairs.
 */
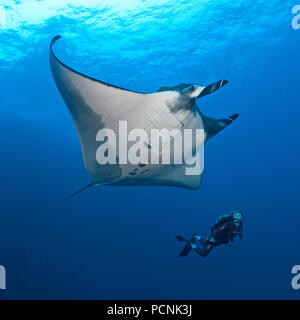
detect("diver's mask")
(233, 212), (242, 225)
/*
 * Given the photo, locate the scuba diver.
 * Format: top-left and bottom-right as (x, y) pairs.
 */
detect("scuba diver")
(175, 211), (244, 257)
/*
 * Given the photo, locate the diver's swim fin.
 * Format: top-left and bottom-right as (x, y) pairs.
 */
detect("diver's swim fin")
(175, 235), (186, 242)
(179, 242), (192, 257)
(175, 235), (194, 257)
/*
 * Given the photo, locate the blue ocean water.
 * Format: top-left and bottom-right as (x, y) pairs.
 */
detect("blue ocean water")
(0, 0), (300, 299)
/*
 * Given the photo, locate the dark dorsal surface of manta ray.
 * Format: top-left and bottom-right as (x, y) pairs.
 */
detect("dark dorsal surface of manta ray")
(49, 35), (239, 194)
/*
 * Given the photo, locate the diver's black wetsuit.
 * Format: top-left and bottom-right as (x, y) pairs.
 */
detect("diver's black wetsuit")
(195, 215), (243, 257)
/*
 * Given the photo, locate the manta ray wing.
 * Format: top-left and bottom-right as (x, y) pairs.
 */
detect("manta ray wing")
(50, 36), (156, 184)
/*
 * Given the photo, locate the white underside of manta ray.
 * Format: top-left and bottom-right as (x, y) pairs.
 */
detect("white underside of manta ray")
(49, 35), (239, 196)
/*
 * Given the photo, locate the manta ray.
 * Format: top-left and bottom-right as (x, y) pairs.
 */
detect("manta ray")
(50, 35), (238, 198)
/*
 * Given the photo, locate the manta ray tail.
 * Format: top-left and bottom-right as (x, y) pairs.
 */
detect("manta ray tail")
(62, 183), (94, 201)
